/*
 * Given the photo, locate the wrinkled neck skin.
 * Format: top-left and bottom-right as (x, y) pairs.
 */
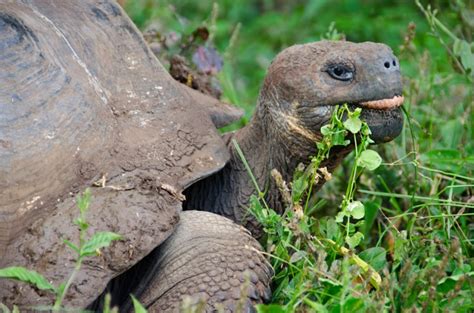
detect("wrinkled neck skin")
(184, 95), (352, 234)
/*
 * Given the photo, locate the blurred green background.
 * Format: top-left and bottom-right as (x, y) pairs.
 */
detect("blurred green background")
(124, 0), (467, 114)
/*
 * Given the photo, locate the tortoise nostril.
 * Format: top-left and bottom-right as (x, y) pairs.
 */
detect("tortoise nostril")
(392, 60), (396, 67)
(384, 61), (390, 69)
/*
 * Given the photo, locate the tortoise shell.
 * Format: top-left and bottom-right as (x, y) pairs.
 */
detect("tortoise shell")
(0, 0), (241, 306)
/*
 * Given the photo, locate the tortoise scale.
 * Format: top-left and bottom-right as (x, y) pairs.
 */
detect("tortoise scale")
(0, 1), (403, 312)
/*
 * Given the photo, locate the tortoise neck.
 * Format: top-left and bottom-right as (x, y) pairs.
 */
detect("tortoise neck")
(234, 102), (320, 213)
(182, 119), (272, 231)
(184, 97), (350, 234)
(184, 98), (315, 228)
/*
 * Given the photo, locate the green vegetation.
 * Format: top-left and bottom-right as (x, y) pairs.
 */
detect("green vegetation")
(126, 0), (473, 312)
(236, 104), (472, 311)
(0, 190), (122, 312)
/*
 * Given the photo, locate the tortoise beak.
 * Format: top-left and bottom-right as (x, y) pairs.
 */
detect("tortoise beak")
(359, 105), (404, 143)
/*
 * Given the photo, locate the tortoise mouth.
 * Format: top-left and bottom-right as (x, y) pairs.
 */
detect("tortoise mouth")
(358, 95), (404, 110)
(344, 95), (405, 143)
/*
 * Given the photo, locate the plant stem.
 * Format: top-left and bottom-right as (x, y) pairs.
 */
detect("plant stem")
(52, 257), (83, 311)
(232, 139), (270, 210)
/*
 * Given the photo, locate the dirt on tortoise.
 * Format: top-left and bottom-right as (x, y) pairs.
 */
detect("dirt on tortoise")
(0, 0), (239, 306)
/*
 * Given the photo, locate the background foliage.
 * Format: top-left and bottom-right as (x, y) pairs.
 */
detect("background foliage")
(124, 0), (473, 312)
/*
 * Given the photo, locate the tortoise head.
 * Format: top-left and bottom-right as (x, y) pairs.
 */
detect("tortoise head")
(257, 40), (404, 143)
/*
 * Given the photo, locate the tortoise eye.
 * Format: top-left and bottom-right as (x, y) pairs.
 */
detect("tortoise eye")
(327, 65), (354, 81)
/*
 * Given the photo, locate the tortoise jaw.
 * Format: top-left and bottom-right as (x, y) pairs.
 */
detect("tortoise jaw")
(355, 104), (404, 143)
(319, 95), (405, 143)
(333, 95), (404, 144)
(359, 95), (404, 110)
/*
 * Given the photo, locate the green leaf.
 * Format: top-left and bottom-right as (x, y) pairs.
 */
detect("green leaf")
(363, 200), (380, 239)
(335, 211), (345, 223)
(332, 130), (350, 146)
(63, 239), (80, 254)
(289, 250), (307, 263)
(343, 116), (362, 134)
(347, 201), (365, 219)
(438, 265), (474, 285)
(342, 297), (366, 312)
(359, 247), (387, 272)
(255, 304), (287, 313)
(131, 295), (147, 313)
(325, 218), (339, 240)
(73, 217), (89, 231)
(57, 282), (66, 295)
(345, 232), (364, 249)
(303, 299), (328, 313)
(76, 188), (92, 214)
(361, 123), (372, 137)
(420, 149), (465, 172)
(319, 277), (341, 286)
(393, 231), (408, 263)
(80, 232), (122, 257)
(0, 303), (11, 313)
(440, 120), (463, 149)
(103, 293), (113, 313)
(320, 124), (332, 136)
(454, 39), (474, 74)
(0, 267), (56, 292)
(357, 149), (382, 170)
(249, 195), (269, 225)
(291, 173), (309, 203)
(349, 107), (362, 118)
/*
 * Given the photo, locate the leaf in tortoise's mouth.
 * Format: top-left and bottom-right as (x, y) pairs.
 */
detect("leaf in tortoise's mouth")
(358, 95), (404, 110)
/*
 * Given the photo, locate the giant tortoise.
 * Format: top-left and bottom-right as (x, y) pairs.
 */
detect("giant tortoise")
(0, 0), (404, 311)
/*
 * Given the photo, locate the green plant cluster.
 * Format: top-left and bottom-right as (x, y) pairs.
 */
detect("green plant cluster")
(237, 104), (472, 312)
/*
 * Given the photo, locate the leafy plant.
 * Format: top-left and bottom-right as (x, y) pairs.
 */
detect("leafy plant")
(234, 105), (387, 311)
(0, 189), (122, 311)
(131, 295), (148, 313)
(234, 102), (473, 312)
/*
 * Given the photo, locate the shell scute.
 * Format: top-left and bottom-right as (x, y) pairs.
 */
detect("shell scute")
(0, 0), (230, 306)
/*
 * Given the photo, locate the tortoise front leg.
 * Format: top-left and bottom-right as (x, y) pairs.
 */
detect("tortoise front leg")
(99, 211), (272, 312)
(139, 211), (272, 312)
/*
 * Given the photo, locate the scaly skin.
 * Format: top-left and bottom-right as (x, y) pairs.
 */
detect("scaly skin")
(185, 41), (404, 234)
(100, 211), (272, 313)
